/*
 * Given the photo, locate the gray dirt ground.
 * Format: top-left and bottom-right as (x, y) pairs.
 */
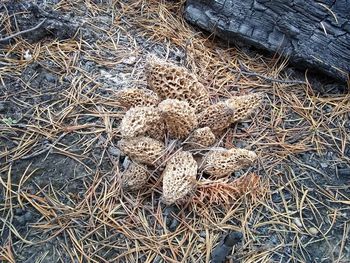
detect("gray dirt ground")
(0, 1), (349, 262)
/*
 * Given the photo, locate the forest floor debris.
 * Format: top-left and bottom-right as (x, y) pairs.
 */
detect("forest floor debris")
(0, 1), (349, 262)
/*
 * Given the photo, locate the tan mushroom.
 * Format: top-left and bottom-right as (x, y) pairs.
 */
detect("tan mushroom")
(120, 106), (165, 140)
(202, 148), (257, 178)
(162, 150), (198, 204)
(183, 127), (216, 150)
(225, 93), (263, 123)
(118, 136), (166, 166)
(158, 99), (198, 139)
(115, 88), (159, 109)
(121, 162), (150, 191)
(145, 55), (210, 112)
(197, 102), (234, 132)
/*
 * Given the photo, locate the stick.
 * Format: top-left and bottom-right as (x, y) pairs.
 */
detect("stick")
(231, 61), (307, 85)
(0, 18), (47, 42)
(21, 132), (66, 160)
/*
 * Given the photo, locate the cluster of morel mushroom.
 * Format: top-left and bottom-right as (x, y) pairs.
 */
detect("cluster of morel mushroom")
(116, 55), (263, 205)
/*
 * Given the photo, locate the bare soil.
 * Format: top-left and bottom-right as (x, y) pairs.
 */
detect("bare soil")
(1, 1), (349, 262)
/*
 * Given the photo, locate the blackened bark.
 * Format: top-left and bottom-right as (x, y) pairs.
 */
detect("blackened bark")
(0, 2), (79, 46)
(184, 0), (350, 82)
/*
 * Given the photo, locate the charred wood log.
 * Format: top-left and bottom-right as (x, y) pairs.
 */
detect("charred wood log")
(0, 2), (79, 46)
(184, 0), (350, 82)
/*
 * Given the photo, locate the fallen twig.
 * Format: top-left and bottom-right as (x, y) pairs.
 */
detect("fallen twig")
(0, 18), (47, 42)
(230, 61), (307, 85)
(21, 132), (66, 160)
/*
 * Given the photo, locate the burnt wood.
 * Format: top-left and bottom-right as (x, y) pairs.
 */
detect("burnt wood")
(184, 0), (350, 82)
(0, 2), (79, 46)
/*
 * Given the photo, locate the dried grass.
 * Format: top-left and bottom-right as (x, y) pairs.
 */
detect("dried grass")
(0, 0), (349, 262)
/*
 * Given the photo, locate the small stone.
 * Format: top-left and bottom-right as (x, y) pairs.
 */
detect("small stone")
(163, 205), (176, 217)
(164, 206), (180, 231)
(67, 183), (79, 194)
(211, 232), (242, 263)
(15, 216), (25, 225)
(235, 140), (247, 148)
(324, 105), (332, 113)
(308, 227), (319, 235)
(294, 217), (302, 227)
(224, 231), (243, 246)
(299, 153), (308, 161)
(24, 211), (33, 221)
(122, 56), (137, 65)
(0, 101), (6, 112)
(320, 162), (328, 168)
(199, 231), (206, 238)
(234, 170), (244, 177)
(153, 255), (162, 263)
(15, 208), (25, 216)
(241, 122), (250, 129)
(168, 218), (180, 232)
(24, 50), (32, 61)
(44, 73), (56, 83)
(42, 94), (53, 101)
(122, 156), (131, 170)
(270, 235), (278, 245)
(338, 168), (350, 177)
(108, 146), (120, 157)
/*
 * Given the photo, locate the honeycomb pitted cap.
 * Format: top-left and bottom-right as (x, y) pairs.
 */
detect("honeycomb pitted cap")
(118, 136), (166, 166)
(225, 93), (263, 123)
(120, 106), (165, 140)
(121, 162), (150, 191)
(115, 88), (160, 109)
(183, 127), (216, 150)
(202, 148), (258, 178)
(162, 150), (198, 205)
(145, 55), (210, 112)
(158, 99), (198, 139)
(197, 102), (234, 132)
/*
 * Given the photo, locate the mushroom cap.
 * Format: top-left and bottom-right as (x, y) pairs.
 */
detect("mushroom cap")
(118, 136), (166, 166)
(183, 127), (216, 150)
(225, 93), (263, 123)
(115, 88), (159, 109)
(145, 55), (210, 112)
(158, 99), (198, 139)
(120, 106), (165, 140)
(197, 102), (234, 132)
(122, 162), (150, 191)
(145, 121), (166, 141)
(162, 150), (198, 204)
(202, 148), (257, 178)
